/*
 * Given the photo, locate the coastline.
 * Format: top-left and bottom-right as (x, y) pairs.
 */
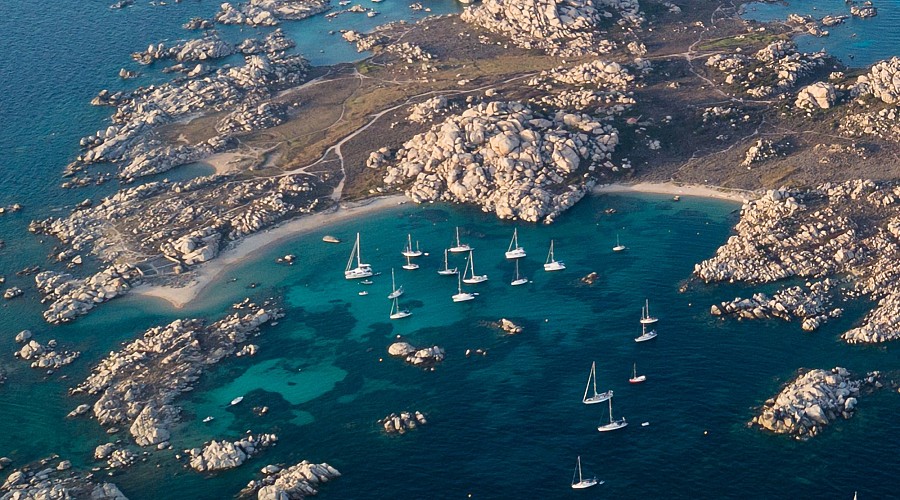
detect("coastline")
(137, 182), (750, 310)
(592, 182), (755, 203)
(134, 194), (408, 308)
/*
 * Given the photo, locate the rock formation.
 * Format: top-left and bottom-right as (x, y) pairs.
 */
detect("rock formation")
(378, 411), (427, 434)
(240, 460), (341, 499)
(215, 0), (331, 27)
(71, 306), (282, 446)
(188, 433), (278, 472)
(795, 81), (836, 110)
(0, 456), (127, 499)
(387, 341), (445, 366)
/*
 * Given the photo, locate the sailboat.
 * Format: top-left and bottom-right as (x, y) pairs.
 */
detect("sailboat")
(401, 234), (423, 258)
(629, 363), (647, 384)
(640, 299), (658, 324)
(402, 254), (419, 270)
(449, 227), (472, 253)
(612, 234), (626, 252)
(462, 250), (488, 284)
(505, 228), (526, 259)
(387, 268), (403, 299)
(597, 397), (628, 432)
(634, 322), (658, 343)
(437, 249), (458, 276)
(452, 273), (476, 302)
(389, 296), (411, 319)
(543, 240), (565, 271)
(571, 456), (602, 489)
(511, 259), (528, 286)
(582, 361), (613, 404)
(344, 233), (373, 280)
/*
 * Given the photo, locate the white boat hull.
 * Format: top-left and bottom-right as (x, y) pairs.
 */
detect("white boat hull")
(230, 397), (244, 406)
(390, 311), (412, 319)
(402, 263), (420, 270)
(388, 289), (403, 300)
(438, 269), (458, 276)
(449, 245), (471, 253)
(629, 375), (647, 384)
(345, 267), (373, 280)
(598, 419), (628, 432)
(583, 390), (613, 404)
(452, 293), (475, 302)
(401, 250), (423, 258)
(571, 479), (602, 489)
(544, 262), (565, 271)
(505, 248), (526, 259)
(634, 331), (658, 342)
(511, 278), (528, 286)
(640, 317), (658, 324)
(463, 275), (488, 284)
(612, 245), (626, 252)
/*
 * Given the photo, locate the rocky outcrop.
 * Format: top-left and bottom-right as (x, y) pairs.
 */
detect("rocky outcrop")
(71, 306), (282, 446)
(2, 287), (22, 300)
(795, 82), (836, 110)
(855, 57), (900, 104)
(188, 433), (278, 472)
(710, 279), (841, 331)
(740, 139), (786, 167)
(375, 100), (620, 222)
(706, 41), (827, 99)
(460, 0), (632, 57)
(14, 338), (80, 370)
(752, 367), (880, 439)
(132, 35), (236, 65)
(217, 102), (288, 134)
(379, 411), (427, 434)
(387, 341), (445, 367)
(34, 265), (143, 324)
(240, 460), (341, 499)
(495, 318), (523, 334)
(0, 457), (127, 499)
(215, 0), (331, 27)
(850, 3), (877, 18)
(695, 180), (900, 344)
(841, 107), (900, 142)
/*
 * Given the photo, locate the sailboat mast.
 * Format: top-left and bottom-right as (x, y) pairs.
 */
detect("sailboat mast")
(593, 361), (598, 395)
(583, 364), (593, 401)
(346, 234), (358, 272)
(577, 456), (583, 483)
(407, 234), (413, 252)
(608, 398), (614, 422)
(456, 227), (461, 247)
(356, 233), (362, 267)
(646, 299), (650, 317)
(392, 268), (396, 290)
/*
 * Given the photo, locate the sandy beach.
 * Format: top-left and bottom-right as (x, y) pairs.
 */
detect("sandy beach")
(592, 182), (756, 202)
(135, 194), (408, 308)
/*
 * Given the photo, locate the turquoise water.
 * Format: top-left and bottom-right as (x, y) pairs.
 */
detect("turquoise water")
(742, 0), (900, 67)
(1, 1), (899, 498)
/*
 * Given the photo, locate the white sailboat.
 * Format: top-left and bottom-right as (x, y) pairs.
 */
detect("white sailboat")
(543, 240), (565, 271)
(612, 233), (626, 252)
(629, 363), (647, 384)
(389, 296), (411, 319)
(452, 273), (476, 302)
(582, 361), (613, 404)
(402, 254), (419, 270)
(511, 259), (528, 286)
(505, 228), (526, 259)
(571, 456), (602, 489)
(634, 322), (658, 343)
(462, 250), (488, 284)
(344, 233), (373, 280)
(401, 234), (423, 258)
(640, 299), (658, 324)
(449, 226), (472, 253)
(387, 268), (403, 299)
(597, 397), (628, 432)
(437, 248), (458, 276)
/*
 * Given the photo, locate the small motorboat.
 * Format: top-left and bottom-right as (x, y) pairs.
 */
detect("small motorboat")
(202, 416), (214, 423)
(230, 396), (244, 406)
(358, 291), (368, 296)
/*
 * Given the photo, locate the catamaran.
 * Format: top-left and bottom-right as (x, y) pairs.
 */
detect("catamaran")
(389, 296), (411, 319)
(511, 259), (528, 286)
(437, 249), (458, 276)
(449, 227), (472, 253)
(629, 363), (647, 384)
(402, 254), (419, 270)
(634, 322), (658, 343)
(344, 233), (373, 280)
(401, 234), (423, 258)
(505, 228), (526, 259)
(571, 456), (602, 489)
(583, 361), (613, 404)
(612, 233), (626, 252)
(387, 268), (403, 299)
(640, 299), (658, 324)
(452, 273), (476, 302)
(462, 250), (488, 284)
(543, 240), (565, 271)
(597, 397), (628, 432)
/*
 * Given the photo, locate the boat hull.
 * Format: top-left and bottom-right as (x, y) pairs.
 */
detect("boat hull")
(437, 269), (458, 276)
(387, 290), (403, 299)
(544, 262), (565, 271)
(629, 376), (647, 384)
(401, 251), (423, 258)
(463, 276), (488, 284)
(402, 264), (420, 270)
(583, 391), (613, 404)
(345, 266), (373, 280)
(571, 479), (601, 489)
(612, 246), (626, 252)
(505, 249), (526, 259)
(452, 293), (475, 302)
(511, 278), (528, 286)
(597, 420), (628, 432)
(449, 245), (471, 253)
(640, 318), (658, 325)
(634, 332), (657, 342)
(390, 312), (411, 320)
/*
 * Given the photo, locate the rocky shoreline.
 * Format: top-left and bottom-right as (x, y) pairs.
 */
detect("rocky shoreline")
(239, 460), (341, 499)
(752, 367), (882, 439)
(187, 433), (278, 472)
(0, 456), (128, 500)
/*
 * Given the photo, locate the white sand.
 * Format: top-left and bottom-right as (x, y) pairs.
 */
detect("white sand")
(592, 182), (755, 202)
(135, 195), (408, 308)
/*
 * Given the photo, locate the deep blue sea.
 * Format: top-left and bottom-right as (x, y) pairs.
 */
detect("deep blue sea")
(0, 1), (899, 499)
(742, 0), (900, 67)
